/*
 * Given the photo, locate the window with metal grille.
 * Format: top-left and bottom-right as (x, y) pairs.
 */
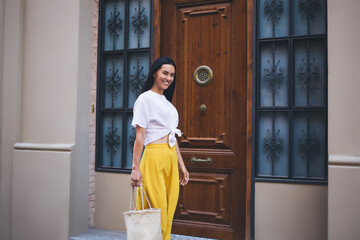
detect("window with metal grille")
(255, 0), (327, 182)
(96, 0), (152, 172)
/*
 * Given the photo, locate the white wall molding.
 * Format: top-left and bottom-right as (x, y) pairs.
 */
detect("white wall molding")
(14, 143), (75, 152)
(329, 154), (360, 166)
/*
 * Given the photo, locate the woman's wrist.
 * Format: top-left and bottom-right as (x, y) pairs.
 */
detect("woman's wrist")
(179, 163), (186, 171)
(132, 165), (140, 171)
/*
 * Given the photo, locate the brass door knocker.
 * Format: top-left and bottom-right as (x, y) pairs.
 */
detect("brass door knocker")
(194, 65), (213, 86)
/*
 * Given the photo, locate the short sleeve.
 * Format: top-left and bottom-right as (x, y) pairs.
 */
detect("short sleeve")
(131, 94), (149, 128)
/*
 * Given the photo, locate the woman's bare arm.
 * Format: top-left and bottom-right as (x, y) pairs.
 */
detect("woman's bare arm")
(130, 126), (146, 186)
(175, 141), (189, 186)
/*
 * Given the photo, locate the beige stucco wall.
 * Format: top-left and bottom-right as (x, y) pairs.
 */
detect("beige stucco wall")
(0, 0), (4, 141)
(328, 0), (360, 156)
(328, 157), (360, 240)
(94, 173), (132, 231)
(20, 0), (79, 143)
(19, 0), (92, 236)
(17, 0), (92, 238)
(70, 0), (92, 235)
(1, 0), (92, 239)
(327, 0), (360, 239)
(0, 1), (23, 239)
(255, 183), (328, 240)
(12, 147), (72, 240)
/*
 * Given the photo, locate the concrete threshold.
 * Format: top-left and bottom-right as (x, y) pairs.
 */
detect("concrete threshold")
(70, 228), (217, 240)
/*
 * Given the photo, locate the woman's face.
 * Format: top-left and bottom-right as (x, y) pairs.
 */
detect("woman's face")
(152, 64), (175, 92)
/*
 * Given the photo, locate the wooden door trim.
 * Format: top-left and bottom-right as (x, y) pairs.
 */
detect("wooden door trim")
(152, 0), (161, 60)
(245, 0), (253, 240)
(153, 1), (254, 239)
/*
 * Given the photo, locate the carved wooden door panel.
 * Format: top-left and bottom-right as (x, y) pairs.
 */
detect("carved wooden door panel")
(158, 0), (249, 239)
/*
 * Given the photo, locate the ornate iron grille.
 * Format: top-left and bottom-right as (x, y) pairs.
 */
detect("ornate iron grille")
(107, 3), (123, 49)
(297, 116), (320, 177)
(96, 0), (152, 172)
(263, 43), (284, 106)
(263, 112), (284, 175)
(106, 56), (122, 108)
(264, 0), (284, 37)
(256, 0), (327, 182)
(104, 116), (121, 166)
(298, 0), (320, 35)
(297, 40), (320, 106)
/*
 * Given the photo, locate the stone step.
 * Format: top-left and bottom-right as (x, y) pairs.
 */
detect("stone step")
(70, 228), (217, 240)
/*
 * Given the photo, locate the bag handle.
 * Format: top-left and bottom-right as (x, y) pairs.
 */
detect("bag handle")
(129, 184), (152, 211)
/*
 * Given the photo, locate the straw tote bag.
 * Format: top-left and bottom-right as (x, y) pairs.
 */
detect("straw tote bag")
(123, 184), (162, 240)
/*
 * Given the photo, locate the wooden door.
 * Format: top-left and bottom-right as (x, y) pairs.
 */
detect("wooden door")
(154, 0), (252, 239)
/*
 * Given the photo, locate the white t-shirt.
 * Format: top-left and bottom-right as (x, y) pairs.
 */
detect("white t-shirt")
(131, 90), (181, 147)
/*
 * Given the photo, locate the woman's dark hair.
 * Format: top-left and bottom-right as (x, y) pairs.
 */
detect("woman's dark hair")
(141, 57), (176, 102)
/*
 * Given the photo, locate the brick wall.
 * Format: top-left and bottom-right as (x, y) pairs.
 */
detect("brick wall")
(89, 0), (98, 228)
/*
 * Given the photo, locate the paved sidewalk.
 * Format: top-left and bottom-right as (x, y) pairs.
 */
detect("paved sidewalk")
(70, 228), (217, 240)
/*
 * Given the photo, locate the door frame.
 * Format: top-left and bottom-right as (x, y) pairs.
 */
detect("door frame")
(152, 1), (254, 239)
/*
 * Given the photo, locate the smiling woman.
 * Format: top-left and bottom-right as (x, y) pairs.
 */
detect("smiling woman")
(138, 56), (177, 103)
(130, 57), (189, 240)
(152, 64), (176, 92)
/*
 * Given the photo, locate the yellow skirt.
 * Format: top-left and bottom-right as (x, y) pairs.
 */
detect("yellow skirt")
(136, 143), (180, 240)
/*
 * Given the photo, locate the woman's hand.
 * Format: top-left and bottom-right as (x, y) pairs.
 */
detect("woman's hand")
(130, 167), (142, 187)
(179, 165), (189, 186)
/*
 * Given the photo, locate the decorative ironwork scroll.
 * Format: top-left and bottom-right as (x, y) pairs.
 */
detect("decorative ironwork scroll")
(131, 0), (148, 48)
(263, 112), (284, 176)
(264, 0), (284, 37)
(264, 43), (284, 106)
(130, 57), (147, 97)
(297, 40), (319, 106)
(298, 0), (319, 35)
(105, 116), (121, 167)
(129, 0), (148, 97)
(107, 2), (123, 50)
(297, 117), (319, 177)
(106, 56), (122, 108)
